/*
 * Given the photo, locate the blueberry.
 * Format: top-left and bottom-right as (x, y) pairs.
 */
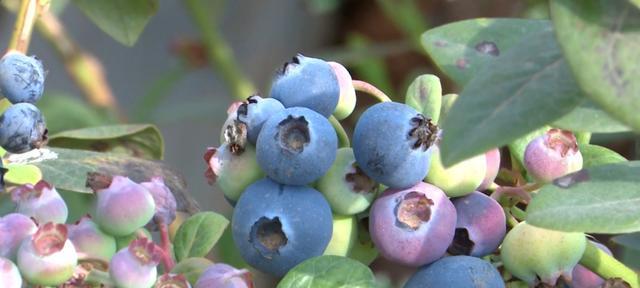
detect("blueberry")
(448, 191), (505, 257)
(236, 95), (285, 144)
(256, 107), (337, 185)
(403, 256), (504, 288)
(219, 101), (244, 144)
(369, 182), (456, 267)
(232, 178), (333, 276)
(316, 147), (379, 215)
(88, 174), (156, 236)
(571, 241), (611, 288)
(0, 257), (22, 288)
(67, 215), (117, 263)
(524, 129), (583, 183)
(11, 180), (68, 224)
(0, 213), (37, 260)
(17, 222), (78, 286)
(501, 221), (586, 286)
(328, 61), (356, 120)
(478, 148), (501, 191)
(0, 51), (45, 104)
(323, 214), (357, 257)
(0, 102), (47, 153)
(195, 263), (253, 288)
(425, 145), (487, 197)
(140, 176), (177, 230)
(270, 54), (339, 117)
(204, 143), (264, 204)
(109, 237), (161, 288)
(353, 102), (437, 189)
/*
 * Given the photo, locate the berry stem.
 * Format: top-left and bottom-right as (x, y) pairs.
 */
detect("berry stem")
(580, 240), (640, 287)
(183, 0), (256, 100)
(503, 208), (519, 228)
(329, 116), (350, 148)
(575, 132), (591, 146)
(7, 0), (44, 53)
(159, 221), (176, 271)
(352, 80), (392, 103)
(36, 9), (124, 120)
(510, 206), (526, 221)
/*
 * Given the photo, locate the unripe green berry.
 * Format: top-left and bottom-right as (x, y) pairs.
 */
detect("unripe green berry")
(501, 221), (586, 286)
(425, 146), (487, 197)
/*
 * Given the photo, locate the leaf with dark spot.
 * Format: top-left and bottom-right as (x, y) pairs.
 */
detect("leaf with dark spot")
(33, 147), (199, 213)
(527, 161), (640, 233)
(551, 0), (640, 131)
(48, 124), (164, 160)
(422, 18), (550, 85)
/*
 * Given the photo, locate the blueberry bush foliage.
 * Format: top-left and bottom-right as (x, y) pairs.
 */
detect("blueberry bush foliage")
(0, 0), (639, 287)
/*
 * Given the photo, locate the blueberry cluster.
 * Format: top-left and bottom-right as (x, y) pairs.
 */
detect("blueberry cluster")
(208, 54), (605, 287)
(0, 51), (48, 154)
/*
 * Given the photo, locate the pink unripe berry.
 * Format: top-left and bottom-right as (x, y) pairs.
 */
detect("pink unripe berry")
(0, 213), (37, 260)
(524, 129), (583, 183)
(12, 180), (68, 224)
(570, 241), (611, 288)
(67, 215), (117, 263)
(90, 174), (156, 236)
(141, 176), (178, 231)
(109, 237), (162, 288)
(0, 257), (22, 288)
(195, 263), (254, 288)
(329, 62), (356, 120)
(17, 222), (78, 286)
(478, 148), (501, 191)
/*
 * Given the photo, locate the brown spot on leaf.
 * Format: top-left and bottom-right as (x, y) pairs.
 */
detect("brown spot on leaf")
(434, 40), (448, 47)
(475, 41), (500, 56)
(456, 58), (468, 69)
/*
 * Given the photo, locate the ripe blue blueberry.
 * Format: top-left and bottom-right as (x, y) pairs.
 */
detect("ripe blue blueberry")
(403, 256), (505, 288)
(369, 182), (456, 267)
(270, 54), (339, 117)
(0, 51), (45, 104)
(237, 95), (285, 144)
(232, 178), (333, 277)
(353, 102), (437, 189)
(256, 107), (337, 185)
(0, 103), (47, 153)
(448, 191), (506, 257)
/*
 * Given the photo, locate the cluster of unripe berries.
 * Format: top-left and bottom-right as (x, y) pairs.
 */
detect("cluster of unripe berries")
(0, 174), (253, 287)
(0, 51), (48, 154)
(207, 54), (608, 287)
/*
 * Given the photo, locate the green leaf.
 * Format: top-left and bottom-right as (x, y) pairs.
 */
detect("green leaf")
(173, 211), (229, 262)
(526, 161), (640, 233)
(440, 29), (583, 166)
(29, 147), (198, 213)
(39, 93), (114, 135)
(610, 232), (640, 269)
(4, 164), (42, 185)
(72, 0), (158, 46)
(405, 74), (442, 124)
(551, 0), (640, 131)
(553, 99), (630, 133)
(581, 144), (626, 168)
(48, 124), (164, 160)
(277, 255), (377, 288)
(421, 18), (550, 85)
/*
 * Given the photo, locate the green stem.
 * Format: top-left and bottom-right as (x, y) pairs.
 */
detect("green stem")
(510, 206), (526, 221)
(7, 0), (41, 53)
(575, 132), (591, 146)
(504, 208), (519, 228)
(183, 0), (255, 100)
(84, 269), (116, 286)
(352, 80), (392, 103)
(329, 116), (350, 148)
(580, 241), (640, 288)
